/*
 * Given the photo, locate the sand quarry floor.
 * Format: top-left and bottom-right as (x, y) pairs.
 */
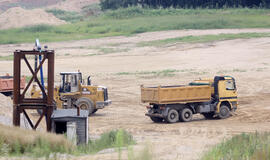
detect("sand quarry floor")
(0, 29), (270, 160)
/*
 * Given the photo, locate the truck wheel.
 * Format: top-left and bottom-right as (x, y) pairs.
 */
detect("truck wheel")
(150, 117), (163, 123)
(165, 109), (179, 123)
(180, 108), (193, 122)
(218, 105), (230, 119)
(76, 98), (94, 116)
(202, 112), (215, 119)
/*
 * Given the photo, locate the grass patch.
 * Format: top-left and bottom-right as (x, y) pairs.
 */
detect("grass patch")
(87, 46), (130, 55)
(0, 125), (136, 158)
(138, 32), (270, 47)
(46, 9), (83, 23)
(116, 69), (191, 77)
(98, 47), (130, 54)
(217, 68), (247, 74)
(0, 124), (73, 157)
(77, 129), (135, 154)
(1, 8), (270, 44)
(202, 132), (270, 160)
(0, 55), (13, 61)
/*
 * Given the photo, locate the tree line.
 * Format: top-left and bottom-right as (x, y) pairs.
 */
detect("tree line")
(100, 0), (270, 10)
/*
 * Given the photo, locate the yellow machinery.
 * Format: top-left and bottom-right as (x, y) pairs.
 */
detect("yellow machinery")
(31, 72), (111, 116)
(141, 76), (237, 123)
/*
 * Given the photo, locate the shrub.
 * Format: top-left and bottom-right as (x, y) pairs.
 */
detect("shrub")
(202, 132), (270, 160)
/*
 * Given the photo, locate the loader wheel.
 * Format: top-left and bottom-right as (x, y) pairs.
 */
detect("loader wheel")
(218, 105), (230, 119)
(202, 112), (215, 119)
(92, 109), (98, 114)
(165, 109), (179, 123)
(76, 98), (94, 116)
(180, 108), (193, 122)
(150, 117), (163, 123)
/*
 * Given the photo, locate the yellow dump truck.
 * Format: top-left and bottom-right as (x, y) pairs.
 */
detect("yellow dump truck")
(141, 76), (237, 123)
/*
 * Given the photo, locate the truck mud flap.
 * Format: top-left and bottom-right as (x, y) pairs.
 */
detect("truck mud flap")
(162, 107), (170, 117)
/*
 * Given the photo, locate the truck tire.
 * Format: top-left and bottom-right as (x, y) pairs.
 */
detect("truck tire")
(218, 105), (230, 119)
(180, 108), (193, 122)
(202, 112), (215, 119)
(150, 117), (163, 123)
(76, 97), (94, 116)
(165, 109), (179, 123)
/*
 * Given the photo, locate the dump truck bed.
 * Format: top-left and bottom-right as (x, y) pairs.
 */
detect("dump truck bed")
(0, 76), (25, 92)
(141, 85), (212, 104)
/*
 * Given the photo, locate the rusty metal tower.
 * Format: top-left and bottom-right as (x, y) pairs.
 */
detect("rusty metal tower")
(13, 49), (55, 131)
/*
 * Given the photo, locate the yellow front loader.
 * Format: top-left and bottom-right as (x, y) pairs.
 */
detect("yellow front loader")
(31, 72), (111, 116)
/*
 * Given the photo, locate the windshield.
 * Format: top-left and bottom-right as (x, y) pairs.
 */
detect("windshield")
(59, 73), (82, 93)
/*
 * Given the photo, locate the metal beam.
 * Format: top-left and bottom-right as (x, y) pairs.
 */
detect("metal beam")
(13, 50), (55, 131)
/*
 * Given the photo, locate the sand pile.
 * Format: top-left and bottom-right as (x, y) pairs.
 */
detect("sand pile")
(0, 93), (12, 125)
(0, 7), (66, 29)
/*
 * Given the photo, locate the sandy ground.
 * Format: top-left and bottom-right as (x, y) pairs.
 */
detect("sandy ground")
(0, 29), (270, 160)
(0, 7), (66, 29)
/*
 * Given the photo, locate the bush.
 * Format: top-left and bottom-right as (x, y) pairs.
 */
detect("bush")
(202, 132), (270, 160)
(78, 129), (135, 154)
(0, 124), (74, 157)
(22, 24), (54, 33)
(100, 0), (270, 10)
(100, 0), (138, 10)
(46, 9), (83, 23)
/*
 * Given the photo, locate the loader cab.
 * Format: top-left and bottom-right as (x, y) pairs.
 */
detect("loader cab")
(59, 72), (82, 93)
(214, 76), (237, 100)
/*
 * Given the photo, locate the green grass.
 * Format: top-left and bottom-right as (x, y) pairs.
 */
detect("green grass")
(46, 9), (83, 23)
(98, 47), (130, 54)
(1, 8), (270, 44)
(0, 124), (73, 158)
(0, 125), (136, 158)
(116, 69), (194, 77)
(138, 32), (270, 47)
(77, 129), (135, 154)
(202, 132), (270, 160)
(217, 68), (247, 74)
(0, 55), (13, 61)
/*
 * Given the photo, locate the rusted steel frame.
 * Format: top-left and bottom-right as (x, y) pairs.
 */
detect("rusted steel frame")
(13, 52), (21, 126)
(22, 109), (34, 129)
(46, 52), (54, 131)
(13, 50), (55, 131)
(20, 105), (46, 109)
(14, 50), (53, 55)
(34, 110), (45, 129)
(21, 55), (47, 99)
(21, 98), (46, 103)
(22, 109), (45, 130)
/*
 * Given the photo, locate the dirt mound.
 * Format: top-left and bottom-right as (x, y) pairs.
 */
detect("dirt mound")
(0, 0), (60, 11)
(47, 0), (100, 12)
(0, 93), (12, 125)
(0, 7), (66, 29)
